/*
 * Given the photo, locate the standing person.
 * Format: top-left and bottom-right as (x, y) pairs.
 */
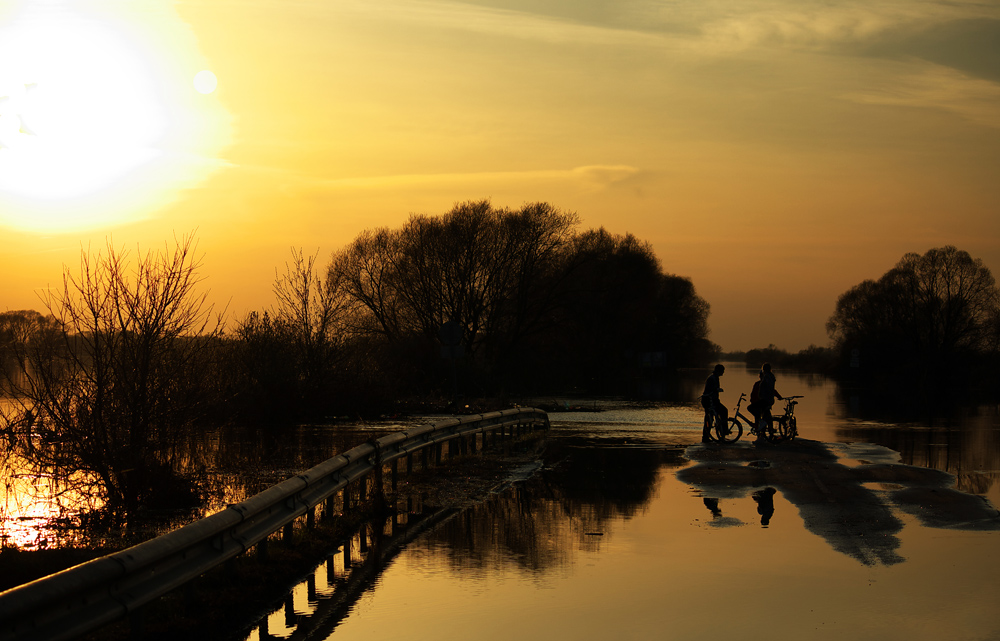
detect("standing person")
(755, 362), (782, 444)
(701, 364), (728, 442)
(747, 371), (762, 424)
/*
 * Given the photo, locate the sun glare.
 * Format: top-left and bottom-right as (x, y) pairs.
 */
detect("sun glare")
(0, 3), (230, 233)
(193, 69), (218, 94)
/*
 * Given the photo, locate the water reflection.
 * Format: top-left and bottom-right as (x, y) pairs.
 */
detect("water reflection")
(277, 435), (1000, 641)
(424, 441), (687, 572)
(836, 413), (1000, 500)
(0, 420), (413, 550)
(751, 487), (776, 526)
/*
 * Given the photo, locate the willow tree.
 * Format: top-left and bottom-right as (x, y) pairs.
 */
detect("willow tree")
(1, 234), (222, 512)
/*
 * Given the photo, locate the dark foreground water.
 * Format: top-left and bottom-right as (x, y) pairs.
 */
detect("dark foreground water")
(239, 365), (1000, 641)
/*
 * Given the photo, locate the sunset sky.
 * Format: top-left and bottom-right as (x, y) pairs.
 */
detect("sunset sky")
(1, 0), (999, 351)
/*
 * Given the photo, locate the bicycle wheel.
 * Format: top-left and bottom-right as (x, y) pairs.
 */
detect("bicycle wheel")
(762, 419), (782, 443)
(775, 418), (788, 441)
(703, 414), (718, 442)
(786, 416), (798, 441)
(716, 417), (742, 443)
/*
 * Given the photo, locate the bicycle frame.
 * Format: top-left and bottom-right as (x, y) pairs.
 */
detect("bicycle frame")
(731, 393), (756, 429)
(754, 395), (803, 441)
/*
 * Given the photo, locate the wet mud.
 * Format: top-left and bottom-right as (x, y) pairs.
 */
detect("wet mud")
(676, 438), (1000, 566)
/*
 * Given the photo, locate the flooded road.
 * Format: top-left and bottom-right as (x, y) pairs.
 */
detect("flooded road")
(242, 365), (1000, 641)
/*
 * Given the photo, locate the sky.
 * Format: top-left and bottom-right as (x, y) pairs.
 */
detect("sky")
(1, 0), (999, 352)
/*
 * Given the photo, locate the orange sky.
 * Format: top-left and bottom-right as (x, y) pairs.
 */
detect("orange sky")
(2, 0), (999, 351)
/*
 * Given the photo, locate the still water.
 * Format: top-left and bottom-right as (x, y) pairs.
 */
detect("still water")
(243, 365), (1000, 641)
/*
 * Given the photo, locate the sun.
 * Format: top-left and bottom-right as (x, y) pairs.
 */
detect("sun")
(0, 3), (230, 233)
(193, 70), (218, 95)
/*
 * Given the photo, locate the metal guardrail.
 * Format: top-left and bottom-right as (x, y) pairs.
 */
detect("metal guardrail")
(0, 408), (549, 641)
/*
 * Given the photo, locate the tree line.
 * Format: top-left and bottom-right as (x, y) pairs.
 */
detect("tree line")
(0, 200), (715, 512)
(826, 245), (1000, 406)
(734, 246), (1000, 407)
(5, 196), (997, 513)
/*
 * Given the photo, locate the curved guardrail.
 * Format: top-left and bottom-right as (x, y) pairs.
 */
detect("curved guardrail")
(0, 408), (549, 641)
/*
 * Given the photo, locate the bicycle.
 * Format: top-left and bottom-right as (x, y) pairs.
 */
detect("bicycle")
(701, 395), (740, 443)
(746, 394), (804, 443)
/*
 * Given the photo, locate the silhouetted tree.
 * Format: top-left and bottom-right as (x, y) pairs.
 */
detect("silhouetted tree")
(827, 245), (1000, 401)
(331, 200), (579, 393)
(535, 228), (712, 393)
(0, 235), (222, 512)
(328, 200), (713, 399)
(274, 248), (351, 412)
(227, 311), (298, 424)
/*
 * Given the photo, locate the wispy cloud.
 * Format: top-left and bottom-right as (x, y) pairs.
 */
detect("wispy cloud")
(315, 164), (641, 191)
(340, 0), (672, 48)
(843, 64), (1000, 129)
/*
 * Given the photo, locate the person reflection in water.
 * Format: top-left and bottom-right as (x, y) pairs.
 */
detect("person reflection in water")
(752, 488), (776, 526)
(703, 497), (722, 519)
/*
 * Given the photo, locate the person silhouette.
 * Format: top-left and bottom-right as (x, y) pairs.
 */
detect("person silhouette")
(703, 497), (722, 518)
(754, 363), (782, 444)
(701, 364), (728, 442)
(752, 487), (776, 526)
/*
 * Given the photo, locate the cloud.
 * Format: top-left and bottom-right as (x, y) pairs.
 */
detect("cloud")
(315, 165), (641, 191)
(856, 18), (1000, 83)
(339, 0), (672, 48)
(842, 64), (1000, 129)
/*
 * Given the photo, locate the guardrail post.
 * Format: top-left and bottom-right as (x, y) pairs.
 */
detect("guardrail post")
(435, 442), (442, 466)
(371, 444), (385, 513)
(391, 458), (399, 492)
(470, 431), (477, 454)
(128, 607), (145, 641)
(307, 506), (316, 529)
(258, 538), (269, 562)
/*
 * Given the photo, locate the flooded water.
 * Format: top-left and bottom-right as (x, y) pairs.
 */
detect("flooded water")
(242, 364), (1000, 641)
(4, 365), (1000, 639)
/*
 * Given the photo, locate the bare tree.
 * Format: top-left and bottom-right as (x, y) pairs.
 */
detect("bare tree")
(1, 234), (222, 512)
(273, 248), (350, 409)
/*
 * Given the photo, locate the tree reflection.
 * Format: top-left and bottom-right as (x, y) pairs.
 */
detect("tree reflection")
(421, 440), (685, 571)
(836, 392), (1000, 498)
